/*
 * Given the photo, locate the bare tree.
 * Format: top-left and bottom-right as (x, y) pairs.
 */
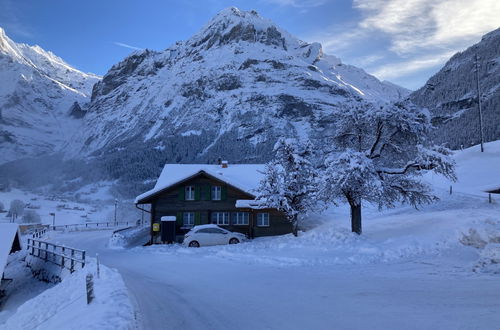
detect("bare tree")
(8, 200), (25, 222)
(320, 99), (456, 234)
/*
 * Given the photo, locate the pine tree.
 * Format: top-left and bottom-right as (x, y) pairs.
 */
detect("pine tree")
(320, 99), (456, 234)
(256, 138), (317, 236)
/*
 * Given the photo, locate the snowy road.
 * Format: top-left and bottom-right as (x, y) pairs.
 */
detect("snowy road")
(49, 225), (500, 330)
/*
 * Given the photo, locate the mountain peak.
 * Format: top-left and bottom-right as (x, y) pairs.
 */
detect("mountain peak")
(187, 7), (295, 51)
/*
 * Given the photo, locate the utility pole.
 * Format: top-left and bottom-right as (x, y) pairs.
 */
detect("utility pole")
(474, 53), (484, 152)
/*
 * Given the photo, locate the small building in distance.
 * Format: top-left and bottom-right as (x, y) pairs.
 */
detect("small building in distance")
(135, 162), (292, 244)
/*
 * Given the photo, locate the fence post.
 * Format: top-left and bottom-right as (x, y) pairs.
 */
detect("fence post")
(489, 193), (492, 204)
(62, 246), (66, 269)
(86, 273), (95, 304)
(70, 249), (75, 273)
(449, 185), (453, 195)
(82, 250), (86, 268)
(96, 253), (100, 279)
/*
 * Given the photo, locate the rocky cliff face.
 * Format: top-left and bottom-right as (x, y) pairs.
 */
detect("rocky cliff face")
(411, 28), (500, 149)
(0, 27), (99, 164)
(73, 7), (408, 166)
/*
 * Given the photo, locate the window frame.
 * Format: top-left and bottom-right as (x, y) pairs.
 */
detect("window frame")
(185, 186), (195, 201)
(183, 212), (195, 227)
(211, 186), (222, 201)
(256, 213), (270, 227)
(233, 212), (249, 226)
(211, 212), (230, 225)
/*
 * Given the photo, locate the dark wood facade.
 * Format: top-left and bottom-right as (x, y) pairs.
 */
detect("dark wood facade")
(138, 172), (292, 243)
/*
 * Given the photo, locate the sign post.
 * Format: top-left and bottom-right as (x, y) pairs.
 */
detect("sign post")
(49, 212), (56, 229)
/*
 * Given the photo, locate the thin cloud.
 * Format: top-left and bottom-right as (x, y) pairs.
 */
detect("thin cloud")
(370, 51), (456, 80)
(0, 0), (33, 38)
(303, 25), (368, 54)
(354, 0), (500, 54)
(113, 42), (143, 51)
(304, 0), (499, 87)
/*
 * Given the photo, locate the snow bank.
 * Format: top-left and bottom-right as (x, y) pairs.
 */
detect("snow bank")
(0, 259), (136, 330)
(474, 243), (500, 274)
(108, 226), (150, 249)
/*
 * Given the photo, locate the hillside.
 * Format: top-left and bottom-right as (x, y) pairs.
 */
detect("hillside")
(71, 7), (409, 166)
(0, 27), (100, 164)
(411, 27), (500, 149)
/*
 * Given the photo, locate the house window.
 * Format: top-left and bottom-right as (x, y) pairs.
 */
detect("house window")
(256, 213), (270, 227)
(183, 212), (195, 227)
(211, 186), (221, 200)
(211, 212), (229, 225)
(233, 212), (249, 225)
(185, 186), (195, 201)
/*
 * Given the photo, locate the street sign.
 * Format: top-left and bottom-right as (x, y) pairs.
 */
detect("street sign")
(152, 223), (160, 232)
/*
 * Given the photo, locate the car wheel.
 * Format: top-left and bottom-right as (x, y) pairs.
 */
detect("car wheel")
(188, 241), (200, 248)
(229, 238), (240, 244)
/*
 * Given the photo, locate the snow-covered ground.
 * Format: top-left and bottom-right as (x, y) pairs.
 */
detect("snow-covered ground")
(1, 141), (499, 329)
(0, 185), (119, 226)
(0, 251), (136, 330)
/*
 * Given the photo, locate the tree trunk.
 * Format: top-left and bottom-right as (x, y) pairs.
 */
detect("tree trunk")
(292, 214), (298, 237)
(349, 202), (362, 235)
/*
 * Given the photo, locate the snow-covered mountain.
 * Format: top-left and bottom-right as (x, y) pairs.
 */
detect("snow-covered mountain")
(0, 27), (100, 164)
(411, 27), (500, 149)
(74, 7), (408, 164)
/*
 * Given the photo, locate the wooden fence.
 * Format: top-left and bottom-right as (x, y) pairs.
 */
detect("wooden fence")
(32, 227), (48, 239)
(27, 238), (86, 273)
(52, 220), (139, 231)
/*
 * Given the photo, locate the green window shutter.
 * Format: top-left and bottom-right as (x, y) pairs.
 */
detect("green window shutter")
(221, 186), (227, 200)
(201, 212), (209, 224)
(203, 185), (211, 201)
(178, 187), (185, 201)
(194, 212), (201, 225)
(176, 212), (183, 226)
(195, 186), (201, 201)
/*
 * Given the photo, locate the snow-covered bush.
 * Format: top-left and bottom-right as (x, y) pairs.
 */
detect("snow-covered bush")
(22, 209), (41, 224)
(320, 99), (456, 234)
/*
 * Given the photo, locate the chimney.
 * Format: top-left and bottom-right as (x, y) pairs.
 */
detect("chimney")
(221, 160), (228, 168)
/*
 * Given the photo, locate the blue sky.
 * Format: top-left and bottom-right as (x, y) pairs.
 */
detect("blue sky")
(1, 0), (498, 90)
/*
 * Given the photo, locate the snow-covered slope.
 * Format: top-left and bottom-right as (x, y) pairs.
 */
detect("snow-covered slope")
(426, 139), (500, 196)
(74, 7), (408, 164)
(0, 27), (100, 164)
(411, 27), (500, 149)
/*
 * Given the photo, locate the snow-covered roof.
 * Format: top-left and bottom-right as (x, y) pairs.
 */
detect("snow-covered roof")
(235, 199), (267, 209)
(135, 164), (266, 203)
(0, 223), (22, 277)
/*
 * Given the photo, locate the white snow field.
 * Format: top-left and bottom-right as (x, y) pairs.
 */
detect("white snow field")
(0, 184), (124, 226)
(2, 141), (500, 330)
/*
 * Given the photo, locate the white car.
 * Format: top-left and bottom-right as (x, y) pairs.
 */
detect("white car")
(183, 224), (247, 247)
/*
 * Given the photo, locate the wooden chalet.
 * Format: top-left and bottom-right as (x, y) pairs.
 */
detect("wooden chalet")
(135, 162), (292, 243)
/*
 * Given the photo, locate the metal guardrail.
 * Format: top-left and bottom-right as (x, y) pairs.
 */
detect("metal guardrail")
(27, 238), (86, 273)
